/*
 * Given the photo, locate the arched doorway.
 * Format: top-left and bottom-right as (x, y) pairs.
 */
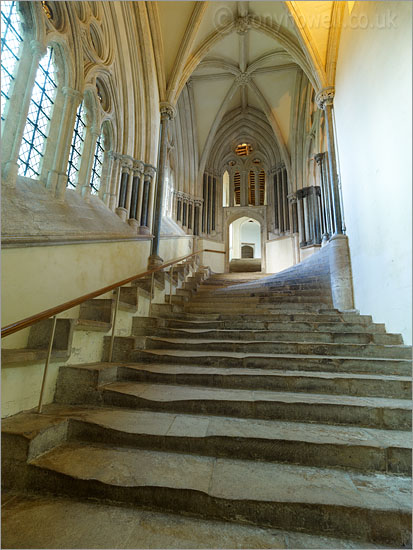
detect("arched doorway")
(228, 216), (262, 272)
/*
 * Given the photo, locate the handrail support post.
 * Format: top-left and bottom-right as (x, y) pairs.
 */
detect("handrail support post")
(169, 266), (174, 305)
(37, 315), (57, 414)
(108, 287), (120, 363)
(148, 272), (155, 317)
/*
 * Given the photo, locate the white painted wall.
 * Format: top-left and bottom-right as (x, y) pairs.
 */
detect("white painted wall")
(240, 220), (261, 258)
(265, 236), (295, 274)
(334, 1), (412, 343)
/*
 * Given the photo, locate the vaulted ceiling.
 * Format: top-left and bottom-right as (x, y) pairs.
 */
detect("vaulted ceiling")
(145, 1), (342, 185)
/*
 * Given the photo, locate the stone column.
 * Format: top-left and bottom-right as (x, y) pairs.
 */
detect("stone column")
(276, 169), (284, 233)
(78, 117), (100, 200)
(101, 143), (114, 206)
(146, 164), (157, 233)
(289, 194), (300, 264)
(316, 87), (345, 235)
(108, 153), (122, 211)
(315, 152), (330, 242)
(212, 177), (217, 232)
(116, 157), (132, 222)
(149, 103), (175, 267)
(273, 172), (279, 233)
(140, 165), (156, 234)
(2, 40), (46, 187)
(128, 161), (144, 231)
(135, 163), (145, 224)
(282, 168), (289, 232)
(46, 85), (83, 199)
(296, 191), (305, 247)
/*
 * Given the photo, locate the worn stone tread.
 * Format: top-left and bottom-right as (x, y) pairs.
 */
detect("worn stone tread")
(100, 381), (412, 411)
(1, 492), (392, 549)
(30, 442), (411, 513)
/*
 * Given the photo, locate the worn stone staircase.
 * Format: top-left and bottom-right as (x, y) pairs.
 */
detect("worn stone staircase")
(2, 258), (412, 548)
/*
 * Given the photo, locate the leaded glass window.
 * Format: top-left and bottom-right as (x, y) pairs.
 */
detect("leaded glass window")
(1, 0), (23, 120)
(90, 131), (104, 194)
(18, 47), (57, 178)
(67, 102), (86, 188)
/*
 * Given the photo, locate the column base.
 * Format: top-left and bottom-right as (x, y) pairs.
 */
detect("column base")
(138, 225), (151, 235)
(128, 218), (139, 232)
(328, 234), (354, 311)
(1, 160), (19, 187)
(147, 254), (164, 269)
(115, 207), (128, 222)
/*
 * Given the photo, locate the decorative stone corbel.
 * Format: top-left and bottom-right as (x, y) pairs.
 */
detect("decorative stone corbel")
(315, 86), (335, 110)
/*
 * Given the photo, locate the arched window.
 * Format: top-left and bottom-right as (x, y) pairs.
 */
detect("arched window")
(90, 129), (104, 194)
(1, 1), (23, 121)
(18, 47), (57, 178)
(248, 171), (256, 205)
(67, 101), (86, 188)
(234, 171), (241, 205)
(259, 170), (265, 205)
(222, 170), (229, 207)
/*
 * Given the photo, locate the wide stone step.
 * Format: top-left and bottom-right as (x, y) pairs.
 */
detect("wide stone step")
(118, 363), (411, 399)
(4, 493), (390, 550)
(100, 382), (412, 430)
(137, 327), (402, 345)
(150, 310), (375, 324)
(184, 303), (331, 313)
(191, 292), (332, 305)
(27, 442), (411, 545)
(132, 316), (388, 335)
(144, 337), (412, 360)
(132, 349), (412, 376)
(49, 406), (409, 475)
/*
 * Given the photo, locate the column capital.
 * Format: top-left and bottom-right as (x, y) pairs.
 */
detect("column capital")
(30, 39), (47, 59)
(316, 86), (335, 110)
(144, 164), (156, 179)
(314, 152), (326, 165)
(133, 160), (145, 174)
(287, 193), (297, 203)
(160, 102), (176, 121)
(121, 156), (134, 170)
(62, 86), (83, 101)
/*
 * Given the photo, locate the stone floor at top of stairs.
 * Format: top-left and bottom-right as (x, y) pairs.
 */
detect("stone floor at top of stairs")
(1, 492), (393, 549)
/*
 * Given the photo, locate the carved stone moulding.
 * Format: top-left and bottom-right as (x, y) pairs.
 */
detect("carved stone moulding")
(315, 87), (335, 110)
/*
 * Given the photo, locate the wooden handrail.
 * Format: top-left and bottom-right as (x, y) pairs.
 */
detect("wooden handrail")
(1, 248), (223, 338)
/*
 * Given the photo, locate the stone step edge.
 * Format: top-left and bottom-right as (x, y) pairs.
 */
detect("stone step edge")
(26, 443), (412, 546)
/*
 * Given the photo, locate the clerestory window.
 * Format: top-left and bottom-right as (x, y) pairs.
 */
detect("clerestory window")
(1, 0), (23, 121)
(67, 101), (86, 188)
(18, 47), (57, 178)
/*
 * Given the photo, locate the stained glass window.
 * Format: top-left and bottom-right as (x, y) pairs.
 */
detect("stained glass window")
(66, 101), (86, 188)
(1, 0), (23, 121)
(18, 47), (57, 178)
(90, 130), (104, 194)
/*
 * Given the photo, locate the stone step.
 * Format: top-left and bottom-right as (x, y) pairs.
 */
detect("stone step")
(3, 492), (395, 550)
(58, 407), (412, 475)
(27, 442), (411, 545)
(132, 349), (412, 376)
(184, 304), (334, 314)
(100, 381), (412, 430)
(189, 295), (333, 304)
(4, 404), (410, 476)
(132, 316), (388, 334)
(135, 326), (402, 345)
(117, 363), (411, 399)
(151, 310), (377, 325)
(144, 337), (412, 360)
